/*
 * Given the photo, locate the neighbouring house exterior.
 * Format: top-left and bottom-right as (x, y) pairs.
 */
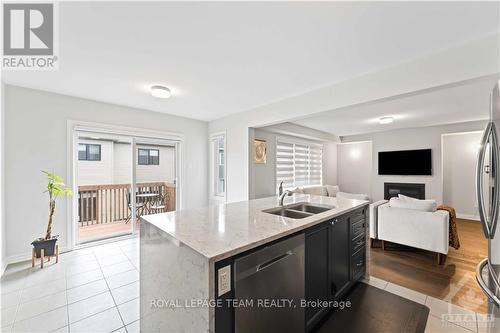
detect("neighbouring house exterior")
(76, 139), (176, 225)
(77, 139), (176, 186)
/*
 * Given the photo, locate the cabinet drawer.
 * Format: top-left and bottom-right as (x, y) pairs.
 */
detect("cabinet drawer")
(351, 214), (365, 225)
(350, 208), (366, 222)
(351, 234), (365, 254)
(351, 248), (366, 281)
(351, 219), (365, 239)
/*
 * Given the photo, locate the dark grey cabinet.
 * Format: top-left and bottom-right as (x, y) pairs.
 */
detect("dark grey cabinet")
(305, 206), (367, 332)
(350, 208), (367, 281)
(329, 216), (351, 299)
(305, 223), (330, 330)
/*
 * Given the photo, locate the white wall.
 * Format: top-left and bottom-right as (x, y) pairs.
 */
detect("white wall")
(250, 128), (338, 199)
(337, 142), (372, 196)
(251, 129), (277, 199)
(341, 121), (487, 203)
(4, 85), (208, 262)
(209, 36), (499, 203)
(442, 132), (483, 219)
(323, 142), (338, 186)
(1, 82), (6, 274)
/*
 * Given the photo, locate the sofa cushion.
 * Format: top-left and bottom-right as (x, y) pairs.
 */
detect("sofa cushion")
(399, 194), (438, 212)
(325, 185), (340, 197)
(300, 185), (328, 196)
(389, 196), (437, 212)
(337, 191), (369, 201)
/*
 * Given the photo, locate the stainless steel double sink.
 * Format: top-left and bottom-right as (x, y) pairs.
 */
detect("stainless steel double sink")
(263, 202), (335, 219)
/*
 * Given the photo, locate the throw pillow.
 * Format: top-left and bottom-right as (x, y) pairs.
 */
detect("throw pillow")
(325, 185), (340, 197)
(390, 196), (437, 212)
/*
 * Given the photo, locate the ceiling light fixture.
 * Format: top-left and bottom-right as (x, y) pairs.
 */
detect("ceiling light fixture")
(379, 116), (394, 124)
(151, 85), (171, 99)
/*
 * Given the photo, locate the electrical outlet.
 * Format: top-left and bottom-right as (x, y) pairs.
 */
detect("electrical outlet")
(218, 265), (231, 297)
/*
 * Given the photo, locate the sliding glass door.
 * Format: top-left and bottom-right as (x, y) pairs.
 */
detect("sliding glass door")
(76, 133), (134, 244)
(133, 139), (177, 224)
(74, 130), (178, 246)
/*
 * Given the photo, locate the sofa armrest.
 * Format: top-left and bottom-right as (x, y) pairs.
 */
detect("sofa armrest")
(369, 200), (388, 239)
(378, 206), (450, 254)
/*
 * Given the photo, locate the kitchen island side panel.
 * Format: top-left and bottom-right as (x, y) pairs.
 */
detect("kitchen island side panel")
(140, 221), (212, 332)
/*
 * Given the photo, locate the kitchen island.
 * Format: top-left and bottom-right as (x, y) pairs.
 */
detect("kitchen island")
(140, 194), (369, 332)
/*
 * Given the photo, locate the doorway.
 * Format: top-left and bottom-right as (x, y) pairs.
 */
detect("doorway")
(442, 131), (483, 220)
(73, 128), (179, 246)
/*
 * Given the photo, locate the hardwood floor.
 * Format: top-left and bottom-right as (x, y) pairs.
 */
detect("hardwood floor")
(369, 218), (489, 314)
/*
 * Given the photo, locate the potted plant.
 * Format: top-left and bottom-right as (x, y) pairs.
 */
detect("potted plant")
(31, 171), (73, 259)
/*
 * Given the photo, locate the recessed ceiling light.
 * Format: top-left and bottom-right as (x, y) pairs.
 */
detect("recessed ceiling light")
(379, 116), (394, 124)
(151, 85), (171, 99)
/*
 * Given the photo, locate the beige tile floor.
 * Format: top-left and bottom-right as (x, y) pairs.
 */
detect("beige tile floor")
(1, 236), (497, 333)
(1, 237), (139, 333)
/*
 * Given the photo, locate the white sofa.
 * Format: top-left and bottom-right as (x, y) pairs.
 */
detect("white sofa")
(292, 184), (370, 201)
(371, 195), (450, 264)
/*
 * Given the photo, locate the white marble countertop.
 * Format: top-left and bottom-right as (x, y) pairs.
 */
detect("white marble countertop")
(141, 194), (369, 263)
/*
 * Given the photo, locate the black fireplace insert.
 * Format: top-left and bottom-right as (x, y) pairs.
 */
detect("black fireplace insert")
(384, 183), (425, 200)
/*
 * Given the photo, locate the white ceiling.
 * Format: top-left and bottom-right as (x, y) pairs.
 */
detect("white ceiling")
(291, 77), (499, 137)
(2, 2), (499, 121)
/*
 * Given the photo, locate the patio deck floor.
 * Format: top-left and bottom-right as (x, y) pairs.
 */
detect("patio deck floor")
(78, 220), (139, 243)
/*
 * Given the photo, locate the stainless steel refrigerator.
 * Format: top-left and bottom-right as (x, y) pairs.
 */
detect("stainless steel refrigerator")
(476, 80), (500, 332)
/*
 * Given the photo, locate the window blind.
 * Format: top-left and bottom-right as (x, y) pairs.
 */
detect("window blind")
(276, 139), (323, 193)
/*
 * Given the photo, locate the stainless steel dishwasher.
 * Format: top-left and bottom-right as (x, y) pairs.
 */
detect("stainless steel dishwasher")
(234, 233), (305, 333)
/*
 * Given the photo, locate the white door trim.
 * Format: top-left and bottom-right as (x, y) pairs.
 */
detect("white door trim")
(209, 131), (227, 203)
(69, 120), (184, 142)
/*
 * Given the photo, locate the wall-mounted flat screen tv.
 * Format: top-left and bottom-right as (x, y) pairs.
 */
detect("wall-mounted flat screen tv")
(378, 149), (432, 175)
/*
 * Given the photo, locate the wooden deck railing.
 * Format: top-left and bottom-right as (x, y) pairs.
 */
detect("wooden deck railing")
(78, 182), (176, 226)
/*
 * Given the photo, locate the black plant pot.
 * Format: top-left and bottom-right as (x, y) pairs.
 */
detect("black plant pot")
(31, 238), (57, 258)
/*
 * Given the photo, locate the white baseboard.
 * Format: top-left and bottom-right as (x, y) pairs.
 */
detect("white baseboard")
(6, 245), (69, 267)
(4, 234), (136, 270)
(6, 252), (33, 265)
(456, 213), (480, 221)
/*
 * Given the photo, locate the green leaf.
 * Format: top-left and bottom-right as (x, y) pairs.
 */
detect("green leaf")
(42, 170), (73, 199)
